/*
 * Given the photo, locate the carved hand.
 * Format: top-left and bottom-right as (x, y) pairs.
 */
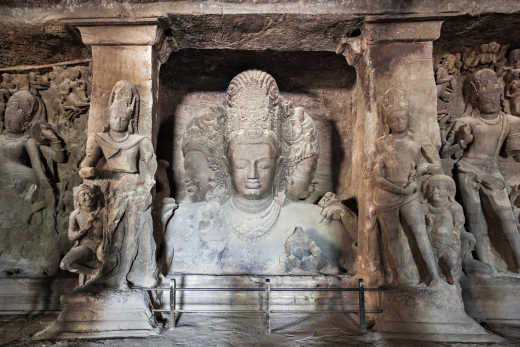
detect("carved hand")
(456, 124), (474, 149)
(401, 181), (418, 195)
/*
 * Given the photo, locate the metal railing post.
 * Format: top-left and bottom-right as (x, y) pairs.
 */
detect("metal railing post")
(170, 278), (176, 330)
(358, 278), (366, 334)
(265, 279), (271, 335)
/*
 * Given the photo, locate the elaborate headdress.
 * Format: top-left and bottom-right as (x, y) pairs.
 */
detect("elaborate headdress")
(182, 108), (226, 175)
(108, 80), (140, 133)
(224, 70), (281, 150)
(281, 106), (320, 171)
(381, 88), (408, 115)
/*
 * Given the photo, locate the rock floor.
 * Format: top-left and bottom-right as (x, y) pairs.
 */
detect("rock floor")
(1, 313), (519, 347)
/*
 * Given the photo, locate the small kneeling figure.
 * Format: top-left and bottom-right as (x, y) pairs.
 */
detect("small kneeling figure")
(424, 174), (464, 285)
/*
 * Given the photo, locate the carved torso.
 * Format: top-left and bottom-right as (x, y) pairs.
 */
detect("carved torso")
(95, 133), (144, 174)
(373, 134), (421, 209)
(459, 114), (507, 160)
(427, 202), (464, 258)
(165, 200), (354, 275)
(0, 134), (37, 189)
(71, 208), (104, 251)
(376, 134), (420, 186)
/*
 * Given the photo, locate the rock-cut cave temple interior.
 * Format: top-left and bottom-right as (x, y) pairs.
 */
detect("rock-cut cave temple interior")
(3, 1), (520, 346)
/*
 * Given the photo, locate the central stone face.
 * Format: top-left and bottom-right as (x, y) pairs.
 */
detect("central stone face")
(164, 70), (356, 275)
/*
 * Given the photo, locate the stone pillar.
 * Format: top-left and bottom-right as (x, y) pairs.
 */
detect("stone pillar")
(34, 18), (175, 340)
(341, 17), (502, 342)
(342, 16), (443, 288)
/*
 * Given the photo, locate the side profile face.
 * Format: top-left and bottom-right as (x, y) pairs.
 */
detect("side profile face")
(184, 150), (210, 202)
(385, 108), (409, 134)
(287, 156), (318, 200)
(426, 180), (451, 207)
(475, 72), (501, 114)
(109, 100), (132, 132)
(228, 139), (277, 200)
(78, 189), (96, 211)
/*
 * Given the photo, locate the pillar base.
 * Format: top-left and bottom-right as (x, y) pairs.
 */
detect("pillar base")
(34, 289), (158, 340)
(463, 273), (520, 339)
(375, 281), (504, 343)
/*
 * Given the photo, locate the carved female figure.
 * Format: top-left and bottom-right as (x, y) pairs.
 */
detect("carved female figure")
(0, 90), (65, 215)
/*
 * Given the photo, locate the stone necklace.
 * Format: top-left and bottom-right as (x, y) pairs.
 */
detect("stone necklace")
(223, 192), (285, 239)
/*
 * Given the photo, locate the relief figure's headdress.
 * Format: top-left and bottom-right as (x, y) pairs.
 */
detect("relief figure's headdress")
(224, 70), (281, 152)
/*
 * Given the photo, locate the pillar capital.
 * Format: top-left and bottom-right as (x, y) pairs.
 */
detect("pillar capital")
(363, 15), (443, 43)
(61, 17), (172, 142)
(61, 17), (164, 46)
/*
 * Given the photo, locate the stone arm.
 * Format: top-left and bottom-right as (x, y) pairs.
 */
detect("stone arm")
(37, 123), (67, 163)
(39, 141), (66, 163)
(373, 156), (407, 195)
(440, 121), (474, 159)
(138, 137), (157, 185)
(435, 67), (452, 85)
(68, 211), (87, 243)
(79, 135), (103, 178)
(450, 203), (466, 235)
(25, 138), (50, 187)
(418, 143), (442, 176)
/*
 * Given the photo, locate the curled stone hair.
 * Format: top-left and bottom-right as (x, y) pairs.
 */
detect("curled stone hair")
(464, 68), (498, 110)
(424, 174), (457, 201)
(108, 80), (140, 134)
(73, 183), (102, 210)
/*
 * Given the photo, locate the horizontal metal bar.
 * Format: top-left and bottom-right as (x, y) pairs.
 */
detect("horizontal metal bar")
(270, 310), (363, 314)
(174, 310), (265, 313)
(270, 309), (383, 314)
(271, 288), (382, 292)
(167, 309), (383, 314)
(140, 287), (383, 292)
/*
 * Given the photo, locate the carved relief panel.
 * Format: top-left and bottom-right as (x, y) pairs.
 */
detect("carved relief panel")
(0, 62), (91, 277)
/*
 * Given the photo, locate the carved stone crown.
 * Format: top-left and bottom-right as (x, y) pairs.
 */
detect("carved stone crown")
(224, 70), (281, 143)
(381, 87), (408, 113)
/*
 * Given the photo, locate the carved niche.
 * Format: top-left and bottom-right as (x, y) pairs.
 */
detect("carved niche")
(163, 70), (357, 275)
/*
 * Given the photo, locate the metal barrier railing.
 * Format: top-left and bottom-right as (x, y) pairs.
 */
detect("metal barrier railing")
(145, 278), (383, 335)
